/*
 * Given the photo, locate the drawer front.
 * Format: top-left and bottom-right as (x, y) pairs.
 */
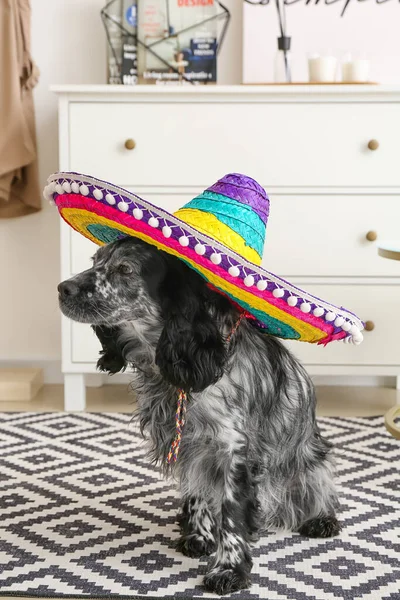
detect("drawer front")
(71, 322), (101, 363)
(69, 102), (400, 189)
(286, 285), (399, 366)
(69, 193), (400, 278)
(265, 194), (400, 277)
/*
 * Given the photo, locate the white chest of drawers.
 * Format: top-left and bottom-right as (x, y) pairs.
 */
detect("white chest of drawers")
(53, 85), (400, 410)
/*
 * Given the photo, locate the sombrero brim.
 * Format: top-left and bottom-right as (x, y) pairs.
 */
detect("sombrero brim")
(45, 172), (364, 345)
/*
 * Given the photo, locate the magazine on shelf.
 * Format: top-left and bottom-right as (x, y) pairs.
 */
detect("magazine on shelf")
(137, 0), (218, 85)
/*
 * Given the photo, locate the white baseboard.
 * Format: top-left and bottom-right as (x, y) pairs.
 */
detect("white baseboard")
(0, 361), (396, 389)
(312, 375), (396, 387)
(0, 360), (134, 386)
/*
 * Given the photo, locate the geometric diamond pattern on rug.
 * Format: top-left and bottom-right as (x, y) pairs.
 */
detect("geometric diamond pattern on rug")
(1, 413), (399, 599)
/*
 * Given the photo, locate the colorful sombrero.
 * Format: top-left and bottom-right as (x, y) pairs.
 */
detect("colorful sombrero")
(45, 172), (364, 345)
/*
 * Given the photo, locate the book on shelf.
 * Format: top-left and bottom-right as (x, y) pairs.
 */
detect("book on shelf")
(105, 0), (138, 85)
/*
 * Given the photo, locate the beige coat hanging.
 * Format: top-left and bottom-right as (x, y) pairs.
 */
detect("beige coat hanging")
(0, 0), (41, 218)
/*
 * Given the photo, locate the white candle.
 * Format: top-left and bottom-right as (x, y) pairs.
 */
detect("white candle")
(308, 56), (337, 83)
(342, 59), (370, 83)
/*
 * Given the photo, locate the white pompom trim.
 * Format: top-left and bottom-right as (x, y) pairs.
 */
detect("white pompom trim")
(118, 201), (129, 212)
(133, 208), (143, 220)
(244, 275), (255, 287)
(352, 334), (364, 345)
(43, 185), (54, 202)
(93, 189), (103, 200)
(162, 226), (172, 238)
(300, 302), (311, 313)
(211, 253), (222, 265)
(148, 217), (159, 228)
(343, 329), (364, 345)
(273, 288), (284, 298)
(179, 235), (190, 247)
(105, 193), (116, 205)
(256, 280), (268, 291)
(228, 266), (240, 277)
(195, 243), (206, 255)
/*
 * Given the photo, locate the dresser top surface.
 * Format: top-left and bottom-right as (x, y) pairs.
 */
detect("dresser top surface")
(50, 84), (400, 101)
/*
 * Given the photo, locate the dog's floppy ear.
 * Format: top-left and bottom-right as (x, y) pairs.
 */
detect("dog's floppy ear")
(155, 293), (227, 393)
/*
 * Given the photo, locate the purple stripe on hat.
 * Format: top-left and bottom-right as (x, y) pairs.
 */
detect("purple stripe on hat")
(207, 173), (269, 224)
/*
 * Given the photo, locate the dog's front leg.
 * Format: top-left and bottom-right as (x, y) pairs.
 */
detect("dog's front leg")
(203, 460), (255, 595)
(92, 325), (126, 374)
(176, 496), (217, 558)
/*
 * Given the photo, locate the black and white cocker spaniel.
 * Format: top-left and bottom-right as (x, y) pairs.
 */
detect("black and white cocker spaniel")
(58, 237), (341, 596)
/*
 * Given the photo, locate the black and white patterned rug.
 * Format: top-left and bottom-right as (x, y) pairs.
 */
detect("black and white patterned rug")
(0, 412), (399, 599)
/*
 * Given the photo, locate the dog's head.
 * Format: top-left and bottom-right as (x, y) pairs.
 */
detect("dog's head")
(58, 237), (236, 391)
(58, 237), (165, 326)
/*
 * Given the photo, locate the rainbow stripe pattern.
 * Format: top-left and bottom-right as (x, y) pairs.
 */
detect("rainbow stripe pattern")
(45, 172), (364, 345)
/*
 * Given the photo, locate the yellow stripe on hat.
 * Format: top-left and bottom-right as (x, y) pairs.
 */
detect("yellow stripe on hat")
(174, 208), (262, 266)
(61, 209), (133, 245)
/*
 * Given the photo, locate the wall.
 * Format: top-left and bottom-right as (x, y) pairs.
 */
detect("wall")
(0, 0), (242, 370)
(2, 1), (394, 389)
(243, 2), (400, 83)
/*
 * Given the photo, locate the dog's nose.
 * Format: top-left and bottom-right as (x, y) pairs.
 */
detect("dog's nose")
(58, 281), (79, 299)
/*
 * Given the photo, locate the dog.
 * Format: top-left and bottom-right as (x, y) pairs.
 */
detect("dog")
(58, 236), (341, 596)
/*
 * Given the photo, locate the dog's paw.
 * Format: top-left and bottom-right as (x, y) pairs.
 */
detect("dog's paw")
(175, 534), (215, 558)
(203, 567), (251, 595)
(96, 353), (125, 375)
(298, 515), (342, 538)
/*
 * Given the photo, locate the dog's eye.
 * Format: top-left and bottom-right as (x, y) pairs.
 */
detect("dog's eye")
(118, 264), (133, 275)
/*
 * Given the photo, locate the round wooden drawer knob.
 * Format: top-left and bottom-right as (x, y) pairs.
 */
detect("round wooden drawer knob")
(367, 139), (379, 151)
(366, 230), (377, 242)
(364, 320), (375, 332)
(124, 138), (136, 150)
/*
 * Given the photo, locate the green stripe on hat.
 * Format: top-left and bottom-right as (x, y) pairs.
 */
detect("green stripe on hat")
(184, 191), (266, 257)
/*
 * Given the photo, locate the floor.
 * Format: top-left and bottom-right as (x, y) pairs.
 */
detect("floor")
(0, 384), (398, 415)
(0, 385), (398, 600)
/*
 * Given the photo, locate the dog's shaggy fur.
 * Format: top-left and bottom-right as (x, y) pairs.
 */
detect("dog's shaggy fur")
(58, 237), (341, 595)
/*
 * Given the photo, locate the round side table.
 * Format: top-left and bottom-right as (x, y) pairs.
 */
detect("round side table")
(378, 242), (400, 262)
(378, 242), (400, 439)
